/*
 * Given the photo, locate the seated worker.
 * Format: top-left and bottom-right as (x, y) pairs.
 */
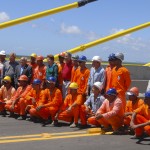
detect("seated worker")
(88, 88), (124, 133)
(5, 75), (32, 119)
(0, 76), (16, 116)
(24, 79), (43, 121)
(54, 82), (83, 128)
(80, 81), (105, 127)
(32, 77), (62, 126)
(130, 91), (150, 139)
(124, 87), (144, 129)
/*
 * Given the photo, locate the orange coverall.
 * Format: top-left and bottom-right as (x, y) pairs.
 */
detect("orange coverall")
(0, 85), (16, 112)
(73, 67), (90, 98)
(105, 66), (112, 92)
(33, 65), (46, 82)
(57, 94), (83, 124)
(31, 88), (62, 120)
(5, 85), (32, 115)
(124, 98), (144, 126)
(88, 98), (124, 130)
(133, 104), (150, 136)
(110, 66), (131, 109)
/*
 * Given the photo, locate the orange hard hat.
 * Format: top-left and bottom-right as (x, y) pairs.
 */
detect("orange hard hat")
(36, 55), (44, 61)
(58, 52), (66, 58)
(127, 87), (139, 96)
(18, 75), (28, 81)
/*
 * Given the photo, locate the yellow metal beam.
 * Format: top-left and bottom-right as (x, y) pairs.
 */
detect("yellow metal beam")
(54, 22), (150, 60)
(0, 0), (97, 30)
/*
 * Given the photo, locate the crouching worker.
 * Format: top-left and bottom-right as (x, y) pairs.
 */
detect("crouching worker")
(25, 79), (43, 121)
(54, 82), (83, 128)
(79, 81), (105, 127)
(124, 87), (143, 131)
(5, 75), (32, 119)
(130, 91), (150, 139)
(32, 77), (62, 126)
(0, 76), (16, 116)
(88, 88), (124, 133)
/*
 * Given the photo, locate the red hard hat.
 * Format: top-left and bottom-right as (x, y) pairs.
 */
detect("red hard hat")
(36, 55), (44, 61)
(58, 52), (66, 58)
(18, 75), (28, 81)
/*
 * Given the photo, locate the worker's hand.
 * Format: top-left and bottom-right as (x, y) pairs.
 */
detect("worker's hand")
(129, 121), (134, 128)
(54, 113), (58, 120)
(31, 98), (36, 105)
(130, 124), (138, 129)
(36, 105), (44, 111)
(95, 113), (103, 120)
(66, 106), (72, 113)
(124, 112), (132, 117)
(25, 105), (31, 112)
(85, 107), (90, 113)
(10, 104), (15, 110)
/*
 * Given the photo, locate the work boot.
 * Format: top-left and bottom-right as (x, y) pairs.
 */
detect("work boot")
(50, 120), (58, 127)
(8, 112), (15, 118)
(42, 117), (52, 127)
(70, 122), (78, 128)
(17, 115), (26, 120)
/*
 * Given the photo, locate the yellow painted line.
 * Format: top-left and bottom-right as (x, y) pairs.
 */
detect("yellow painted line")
(0, 131), (86, 140)
(0, 133), (100, 144)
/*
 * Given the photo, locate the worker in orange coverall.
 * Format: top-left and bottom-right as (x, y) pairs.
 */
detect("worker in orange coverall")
(0, 76), (16, 116)
(5, 75), (32, 120)
(31, 76), (62, 126)
(130, 91), (150, 139)
(124, 87), (144, 129)
(73, 55), (90, 102)
(54, 82), (83, 128)
(110, 53), (131, 109)
(88, 88), (124, 133)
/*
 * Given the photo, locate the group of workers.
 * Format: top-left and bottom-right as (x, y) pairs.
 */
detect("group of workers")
(0, 50), (150, 139)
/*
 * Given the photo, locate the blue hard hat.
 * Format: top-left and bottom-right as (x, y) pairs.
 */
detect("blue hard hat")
(78, 55), (87, 62)
(108, 53), (116, 61)
(145, 91), (150, 98)
(106, 88), (117, 95)
(33, 79), (41, 85)
(47, 76), (56, 83)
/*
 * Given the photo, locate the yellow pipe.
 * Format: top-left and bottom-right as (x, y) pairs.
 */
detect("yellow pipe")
(0, 3), (78, 29)
(55, 22), (150, 60)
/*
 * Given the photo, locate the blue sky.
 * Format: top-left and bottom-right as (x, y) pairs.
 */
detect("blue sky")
(0, 0), (150, 63)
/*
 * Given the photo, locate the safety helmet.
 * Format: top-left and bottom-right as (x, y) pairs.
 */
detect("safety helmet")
(18, 75), (28, 81)
(72, 55), (79, 60)
(106, 88), (117, 96)
(127, 87), (139, 96)
(108, 53), (116, 61)
(69, 82), (78, 89)
(145, 91), (150, 98)
(115, 52), (124, 61)
(36, 55), (44, 61)
(33, 79), (41, 85)
(58, 52), (66, 58)
(93, 82), (103, 91)
(47, 76), (56, 83)
(92, 56), (102, 63)
(3, 76), (11, 83)
(30, 53), (37, 58)
(78, 55), (87, 62)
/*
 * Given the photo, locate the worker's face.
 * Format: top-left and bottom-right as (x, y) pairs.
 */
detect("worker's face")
(58, 57), (64, 63)
(92, 86), (100, 95)
(19, 80), (28, 87)
(72, 60), (78, 66)
(144, 97), (150, 108)
(30, 57), (36, 63)
(47, 58), (54, 65)
(109, 60), (116, 68)
(3, 81), (11, 88)
(9, 55), (16, 62)
(32, 84), (40, 90)
(20, 59), (27, 66)
(92, 61), (100, 68)
(70, 88), (77, 94)
(105, 94), (116, 103)
(37, 60), (43, 66)
(64, 53), (71, 63)
(46, 82), (55, 89)
(128, 95), (137, 102)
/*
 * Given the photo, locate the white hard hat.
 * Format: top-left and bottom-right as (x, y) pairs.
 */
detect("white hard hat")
(92, 56), (102, 63)
(115, 52), (124, 61)
(93, 82), (103, 91)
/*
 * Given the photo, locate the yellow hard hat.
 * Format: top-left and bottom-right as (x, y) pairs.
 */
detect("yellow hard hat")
(30, 53), (37, 58)
(3, 76), (11, 83)
(69, 82), (78, 89)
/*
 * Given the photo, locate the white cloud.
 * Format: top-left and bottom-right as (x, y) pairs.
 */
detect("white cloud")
(31, 24), (38, 28)
(84, 31), (99, 41)
(0, 12), (10, 22)
(60, 23), (82, 34)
